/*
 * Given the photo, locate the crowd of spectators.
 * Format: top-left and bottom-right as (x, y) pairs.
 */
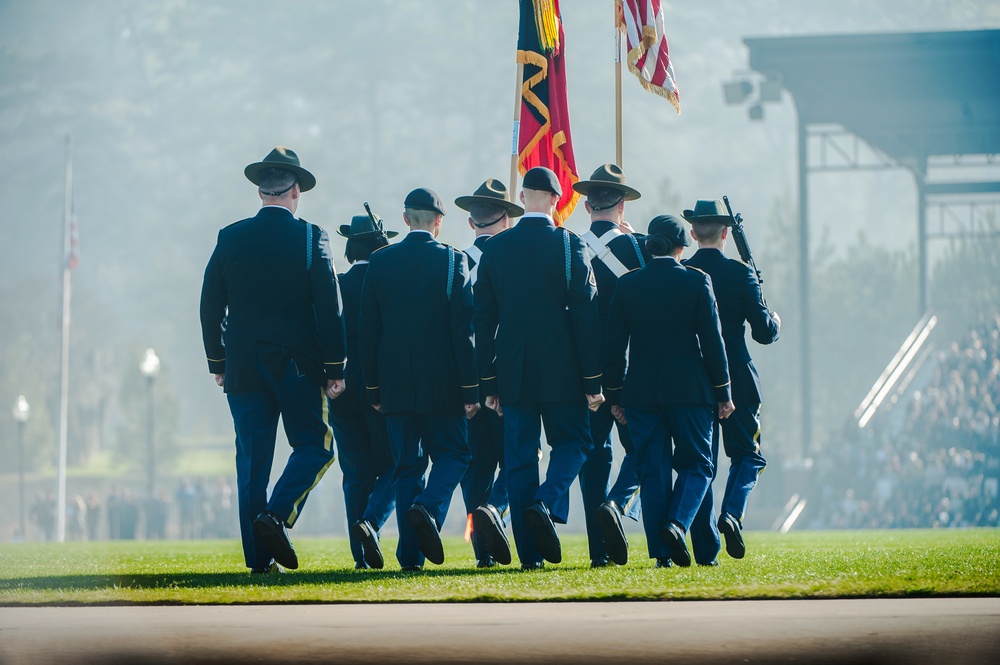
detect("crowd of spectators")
(810, 315), (1000, 529)
(18, 476), (236, 541)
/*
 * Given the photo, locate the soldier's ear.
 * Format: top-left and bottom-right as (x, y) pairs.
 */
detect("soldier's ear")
(402, 211), (411, 228)
(584, 201), (593, 214)
(468, 217), (475, 230)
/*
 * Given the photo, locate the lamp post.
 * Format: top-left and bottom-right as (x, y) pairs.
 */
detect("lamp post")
(12, 395), (30, 539)
(139, 349), (160, 500)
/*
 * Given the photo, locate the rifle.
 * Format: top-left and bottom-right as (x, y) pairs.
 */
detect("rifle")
(363, 201), (388, 241)
(723, 196), (764, 287)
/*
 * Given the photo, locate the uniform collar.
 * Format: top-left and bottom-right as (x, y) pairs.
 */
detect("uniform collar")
(404, 229), (436, 242)
(589, 219), (619, 234)
(694, 247), (725, 259)
(473, 234), (493, 247)
(517, 213), (555, 227)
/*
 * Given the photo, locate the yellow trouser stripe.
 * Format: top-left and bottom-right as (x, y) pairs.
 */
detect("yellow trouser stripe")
(622, 487), (641, 515)
(286, 389), (336, 527)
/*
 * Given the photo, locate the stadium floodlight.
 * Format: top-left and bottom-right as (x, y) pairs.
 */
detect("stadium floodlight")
(723, 79), (753, 105)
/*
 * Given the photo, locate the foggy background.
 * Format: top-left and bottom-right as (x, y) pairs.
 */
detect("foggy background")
(2, 0), (999, 543)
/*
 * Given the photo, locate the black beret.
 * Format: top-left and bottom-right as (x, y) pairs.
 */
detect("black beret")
(404, 187), (446, 215)
(647, 214), (690, 250)
(521, 167), (562, 196)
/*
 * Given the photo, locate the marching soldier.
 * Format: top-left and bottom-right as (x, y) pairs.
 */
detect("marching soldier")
(200, 147), (346, 573)
(473, 167), (603, 569)
(605, 214), (734, 567)
(683, 199), (780, 562)
(572, 163), (648, 568)
(454, 179), (524, 568)
(331, 212), (399, 570)
(358, 188), (479, 570)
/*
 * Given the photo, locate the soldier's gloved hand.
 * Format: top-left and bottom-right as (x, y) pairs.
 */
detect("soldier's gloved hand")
(587, 392), (605, 412)
(464, 403), (481, 420)
(772, 312), (781, 330)
(718, 400), (735, 420)
(326, 379), (345, 400)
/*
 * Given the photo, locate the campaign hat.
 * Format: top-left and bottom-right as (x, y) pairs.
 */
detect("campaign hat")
(572, 163), (641, 201)
(682, 199), (732, 226)
(522, 167), (562, 196)
(454, 179), (524, 218)
(404, 188), (446, 215)
(337, 214), (398, 239)
(244, 146), (316, 192)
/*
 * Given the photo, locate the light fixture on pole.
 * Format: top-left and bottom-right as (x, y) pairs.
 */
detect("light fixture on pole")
(139, 349), (160, 500)
(12, 395), (30, 540)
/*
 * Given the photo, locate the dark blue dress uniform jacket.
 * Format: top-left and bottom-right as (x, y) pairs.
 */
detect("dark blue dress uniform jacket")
(329, 261), (370, 415)
(358, 232), (479, 415)
(200, 206), (346, 392)
(683, 248), (779, 403)
(605, 257), (731, 407)
(474, 215), (602, 404)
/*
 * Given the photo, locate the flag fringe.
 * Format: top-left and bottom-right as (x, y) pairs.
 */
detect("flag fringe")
(531, 0), (560, 54)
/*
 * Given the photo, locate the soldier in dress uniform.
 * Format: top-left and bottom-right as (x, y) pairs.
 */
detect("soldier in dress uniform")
(605, 214), (734, 567)
(572, 163), (649, 568)
(454, 179), (524, 568)
(683, 199), (780, 562)
(200, 146), (346, 573)
(331, 212), (399, 570)
(358, 188), (479, 570)
(473, 167), (604, 569)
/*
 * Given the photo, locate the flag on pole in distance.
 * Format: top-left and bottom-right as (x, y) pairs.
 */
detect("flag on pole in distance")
(617, 0), (680, 114)
(517, 0), (580, 225)
(68, 214), (80, 270)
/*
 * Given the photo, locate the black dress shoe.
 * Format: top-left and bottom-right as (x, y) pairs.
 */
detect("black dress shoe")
(399, 565), (423, 572)
(590, 557), (610, 568)
(476, 557), (496, 569)
(525, 501), (561, 564)
(473, 504), (512, 565)
(520, 561), (545, 571)
(250, 561), (282, 574)
(354, 561), (370, 570)
(718, 513), (746, 559)
(352, 519), (385, 569)
(596, 501), (629, 565)
(655, 557), (673, 568)
(407, 503), (445, 565)
(698, 559), (720, 567)
(253, 511), (298, 569)
(660, 521), (691, 567)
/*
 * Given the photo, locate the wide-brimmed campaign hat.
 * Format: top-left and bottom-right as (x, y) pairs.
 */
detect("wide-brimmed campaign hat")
(337, 213), (398, 239)
(682, 199), (732, 226)
(572, 163), (641, 201)
(454, 179), (524, 217)
(244, 146), (316, 192)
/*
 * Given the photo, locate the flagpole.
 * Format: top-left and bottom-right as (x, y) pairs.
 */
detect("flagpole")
(615, 3), (623, 167)
(56, 134), (73, 543)
(509, 61), (525, 200)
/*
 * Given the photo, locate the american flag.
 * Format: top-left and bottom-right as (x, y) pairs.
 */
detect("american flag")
(617, 0), (680, 114)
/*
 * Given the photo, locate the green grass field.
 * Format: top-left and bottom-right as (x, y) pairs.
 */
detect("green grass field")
(1, 529), (997, 605)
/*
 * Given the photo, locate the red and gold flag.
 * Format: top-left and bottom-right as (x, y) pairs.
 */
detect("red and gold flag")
(517, 0), (579, 224)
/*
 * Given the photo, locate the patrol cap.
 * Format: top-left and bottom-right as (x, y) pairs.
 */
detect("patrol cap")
(647, 214), (690, 252)
(521, 167), (562, 196)
(403, 187), (446, 215)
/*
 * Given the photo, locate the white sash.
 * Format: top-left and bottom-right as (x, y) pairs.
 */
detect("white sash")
(581, 228), (630, 278)
(464, 244), (483, 285)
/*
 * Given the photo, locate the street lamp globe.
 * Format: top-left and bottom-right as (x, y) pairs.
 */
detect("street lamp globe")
(12, 394), (30, 423)
(140, 348), (161, 378)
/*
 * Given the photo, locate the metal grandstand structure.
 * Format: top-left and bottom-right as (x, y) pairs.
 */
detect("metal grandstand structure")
(736, 30), (1000, 452)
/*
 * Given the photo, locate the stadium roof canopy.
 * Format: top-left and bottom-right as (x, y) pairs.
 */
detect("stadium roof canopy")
(745, 29), (1000, 172)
